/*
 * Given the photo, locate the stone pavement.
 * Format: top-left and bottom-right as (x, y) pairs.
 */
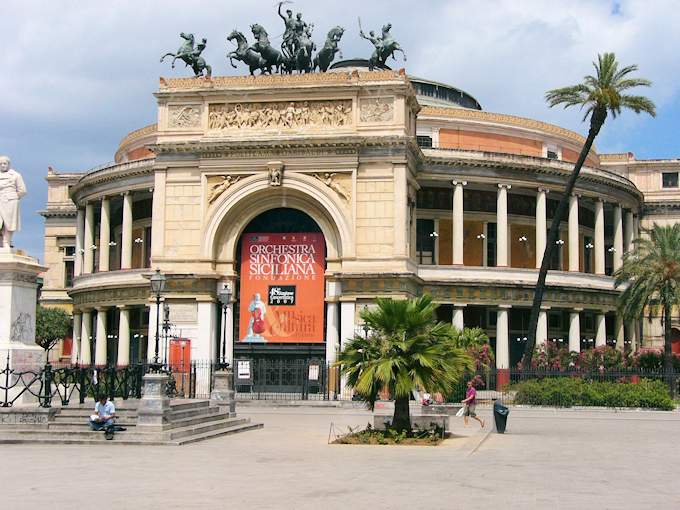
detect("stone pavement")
(1, 405), (679, 509)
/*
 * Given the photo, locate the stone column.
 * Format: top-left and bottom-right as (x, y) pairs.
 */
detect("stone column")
(98, 197), (110, 272)
(117, 307), (131, 367)
(613, 205), (623, 271)
(325, 301), (339, 365)
(628, 320), (638, 352)
(75, 208), (85, 277)
(595, 313), (607, 348)
(71, 312), (82, 364)
(568, 194), (579, 272)
(497, 184), (511, 267)
(624, 210), (634, 255)
(615, 316), (625, 352)
(121, 192), (133, 270)
(537, 308), (549, 346)
(147, 303), (158, 363)
(83, 203), (95, 274)
(536, 188), (548, 269)
(80, 310), (92, 365)
(452, 180), (466, 265)
(452, 304), (465, 331)
(94, 307), (108, 366)
(496, 306), (510, 388)
(211, 369), (236, 416)
(569, 310), (581, 353)
(594, 199), (605, 275)
(339, 301), (356, 398)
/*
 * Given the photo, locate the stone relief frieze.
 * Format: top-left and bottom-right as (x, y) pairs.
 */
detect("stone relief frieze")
(206, 175), (241, 204)
(359, 97), (394, 123)
(313, 173), (351, 202)
(168, 105), (202, 128)
(208, 100), (352, 131)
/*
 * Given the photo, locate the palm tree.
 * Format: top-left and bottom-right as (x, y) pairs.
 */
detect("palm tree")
(522, 53), (656, 369)
(616, 224), (680, 387)
(337, 296), (473, 432)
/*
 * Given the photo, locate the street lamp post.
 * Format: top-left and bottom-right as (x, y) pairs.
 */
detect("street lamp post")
(362, 304), (370, 339)
(149, 268), (166, 372)
(217, 283), (233, 370)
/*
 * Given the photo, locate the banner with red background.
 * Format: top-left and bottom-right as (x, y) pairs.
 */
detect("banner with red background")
(239, 233), (325, 343)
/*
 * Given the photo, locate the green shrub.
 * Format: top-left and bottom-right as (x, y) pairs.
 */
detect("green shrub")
(512, 377), (674, 410)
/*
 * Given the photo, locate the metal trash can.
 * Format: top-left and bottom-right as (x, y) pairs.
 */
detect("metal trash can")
(493, 400), (510, 433)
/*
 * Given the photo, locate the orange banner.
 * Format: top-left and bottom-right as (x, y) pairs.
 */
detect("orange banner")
(239, 233), (325, 343)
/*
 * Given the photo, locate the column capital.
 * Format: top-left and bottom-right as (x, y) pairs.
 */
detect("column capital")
(572, 308), (584, 313)
(101, 196), (110, 203)
(116, 305), (133, 311)
(498, 304), (512, 309)
(452, 303), (467, 308)
(540, 305), (551, 311)
(451, 180), (467, 187)
(498, 183), (512, 190)
(95, 306), (110, 312)
(537, 187), (550, 194)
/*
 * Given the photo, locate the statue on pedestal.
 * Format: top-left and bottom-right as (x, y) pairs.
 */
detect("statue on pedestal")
(0, 156), (26, 249)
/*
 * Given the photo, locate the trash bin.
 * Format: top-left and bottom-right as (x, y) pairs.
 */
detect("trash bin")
(493, 400), (510, 433)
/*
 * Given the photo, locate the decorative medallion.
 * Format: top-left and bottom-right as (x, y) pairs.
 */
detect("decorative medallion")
(168, 104), (202, 128)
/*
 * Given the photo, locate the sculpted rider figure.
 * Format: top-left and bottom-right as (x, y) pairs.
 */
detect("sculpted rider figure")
(0, 156), (26, 249)
(278, 2), (297, 57)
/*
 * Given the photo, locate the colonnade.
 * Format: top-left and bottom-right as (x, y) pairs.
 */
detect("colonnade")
(70, 306), (134, 366)
(74, 192), (136, 276)
(449, 182), (637, 273)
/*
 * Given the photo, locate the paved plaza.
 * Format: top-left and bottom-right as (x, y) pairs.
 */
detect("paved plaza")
(1, 405), (679, 509)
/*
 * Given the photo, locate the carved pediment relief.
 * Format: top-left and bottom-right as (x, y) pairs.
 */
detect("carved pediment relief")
(208, 100), (352, 131)
(168, 104), (202, 128)
(313, 172), (351, 203)
(206, 174), (242, 204)
(359, 97), (394, 123)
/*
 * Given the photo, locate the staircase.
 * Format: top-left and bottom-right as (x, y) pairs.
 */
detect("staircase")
(0, 400), (262, 445)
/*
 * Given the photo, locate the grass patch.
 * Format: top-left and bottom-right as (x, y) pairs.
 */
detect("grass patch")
(332, 424), (446, 446)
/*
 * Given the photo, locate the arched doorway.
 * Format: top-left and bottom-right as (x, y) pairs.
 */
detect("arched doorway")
(233, 208), (329, 394)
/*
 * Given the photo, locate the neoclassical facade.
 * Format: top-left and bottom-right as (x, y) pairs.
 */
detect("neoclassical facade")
(40, 63), (680, 377)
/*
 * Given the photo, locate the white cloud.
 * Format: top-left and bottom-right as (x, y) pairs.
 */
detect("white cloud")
(0, 0), (678, 257)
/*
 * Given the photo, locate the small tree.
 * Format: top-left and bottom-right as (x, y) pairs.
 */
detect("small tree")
(337, 296), (473, 432)
(35, 306), (72, 357)
(616, 224), (680, 392)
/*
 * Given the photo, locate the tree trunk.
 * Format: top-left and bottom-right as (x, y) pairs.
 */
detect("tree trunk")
(663, 301), (675, 396)
(392, 395), (411, 432)
(521, 108), (607, 370)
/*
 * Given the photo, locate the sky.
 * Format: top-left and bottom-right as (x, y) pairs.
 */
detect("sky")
(1, 0), (679, 260)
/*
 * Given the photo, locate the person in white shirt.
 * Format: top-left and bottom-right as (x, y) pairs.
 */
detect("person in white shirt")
(89, 395), (116, 438)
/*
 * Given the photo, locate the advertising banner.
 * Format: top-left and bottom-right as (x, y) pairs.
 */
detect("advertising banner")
(239, 233), (325, 343)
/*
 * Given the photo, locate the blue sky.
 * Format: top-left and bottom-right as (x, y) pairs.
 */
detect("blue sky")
(1, 0), (678, 259)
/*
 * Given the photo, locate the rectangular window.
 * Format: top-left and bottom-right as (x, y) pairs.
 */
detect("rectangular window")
(416, 219), (435, 265)
(416, 135), (433, 148)
(546, 150), (558, 160)
(662, 172), (679, 188)
(64, 260), (74, 288)
(486, 223), (497, 267)
(64, 246), (76, 257)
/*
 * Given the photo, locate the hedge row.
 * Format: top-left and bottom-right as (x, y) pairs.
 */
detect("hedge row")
(511, 377), (674, 410)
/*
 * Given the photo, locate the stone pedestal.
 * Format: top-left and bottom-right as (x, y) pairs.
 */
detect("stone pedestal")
(136, 372), (171, 429)
(210, 369), (236, 416)
(0, 250), (47, 401)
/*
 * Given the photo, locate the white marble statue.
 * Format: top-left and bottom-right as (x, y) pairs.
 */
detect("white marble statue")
(0, 156), (27, 248)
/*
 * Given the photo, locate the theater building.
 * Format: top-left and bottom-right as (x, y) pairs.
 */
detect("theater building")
(39, 62), (680, 384)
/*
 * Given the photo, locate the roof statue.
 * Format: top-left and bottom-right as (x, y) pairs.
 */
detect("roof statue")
(160, 32), (212, 78)
(358, 19), (406, 71)
(159, 10), (406, 76)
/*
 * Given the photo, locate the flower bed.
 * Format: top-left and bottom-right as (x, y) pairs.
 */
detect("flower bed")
(332, 424), (445, 445)
(512, 377), (674, 410)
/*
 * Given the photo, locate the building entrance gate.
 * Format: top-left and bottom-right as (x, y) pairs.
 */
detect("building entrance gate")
(234, 358), (334, 399)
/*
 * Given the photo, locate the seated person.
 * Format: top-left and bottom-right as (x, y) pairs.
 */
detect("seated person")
(89, 395), (116, 439)
(421, 391), (432, 406)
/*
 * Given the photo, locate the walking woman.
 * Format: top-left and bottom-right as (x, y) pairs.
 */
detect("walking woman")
(462, 379), (485, 428)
